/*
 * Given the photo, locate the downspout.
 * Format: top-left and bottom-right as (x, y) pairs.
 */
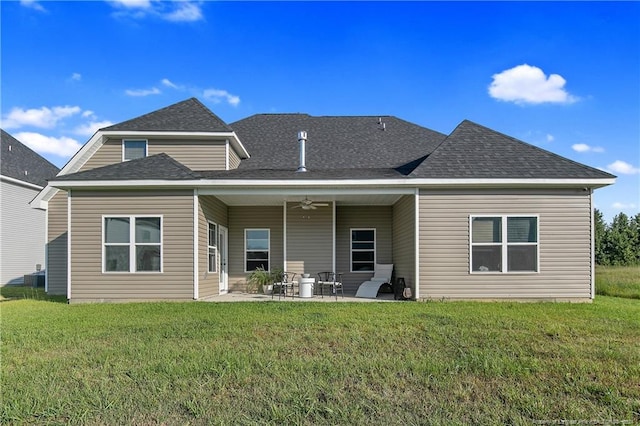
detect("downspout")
(283, 201), (287, 271)
(193, 190), (199, 300)
(414, 188), (420, 300)
(67, 190), (72, 302)
(589, 188), (595, 299)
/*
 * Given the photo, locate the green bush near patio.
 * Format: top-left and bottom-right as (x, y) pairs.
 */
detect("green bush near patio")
(2, 296), (639, 425)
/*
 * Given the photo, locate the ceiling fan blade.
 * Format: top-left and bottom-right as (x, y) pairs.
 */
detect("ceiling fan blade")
(313, 203), (329, 206)
(291, 205), (302, 209)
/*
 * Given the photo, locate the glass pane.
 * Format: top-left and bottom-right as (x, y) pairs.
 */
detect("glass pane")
(352, 230), (374, 242)
(246, 230), (268, 251)
(208, 248), (217, 272)
(136, 245), (161, 272)
(352, 262), (374, 272)
(105, 246), (129, 271)
(472, 217), (501, 243)
(124, 140), (146, 160)
(247, 251), (269, 260)
(135, 218), (160, 243)
(247, 260), (269, 271)
(209, 223), (217, 246)
(105, 218), (129, 243)
(352, 242), (374, 250)
(508, 217), (537, 243)
(508, 245), (537, 272)
(472, 245), (501, 272)
(352, 251), (374, 262)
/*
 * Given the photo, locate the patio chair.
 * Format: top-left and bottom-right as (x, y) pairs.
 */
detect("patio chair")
(272, 271), (297, 300)
(317, 271), (344, 299)
(355, 264), (393, 298)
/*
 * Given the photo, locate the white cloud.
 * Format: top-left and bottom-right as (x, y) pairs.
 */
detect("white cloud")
(572, 143), (605, 153)
(2, 106), (81, 129)
(546, 134), (554, 143)
(488, 64), (578, 105)
(203, 88), (240, 106)
(14, 132), (82, 157)
(82, 110), (95, 118)
(109, 0), (152, 9)
(73, 120), (114, 137)
(164, 2), (203, 22)
(612, 202), (637, 210)
(108, 1), (204, 22)
(125, 87), (161, 97)
(71, 73), (82, 81)
(161, 78), (180, 89)
(607, 160), (640, 175)
(20, 0), (46, 12)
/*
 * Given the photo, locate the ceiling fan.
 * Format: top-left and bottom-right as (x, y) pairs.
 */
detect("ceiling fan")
(291, 197), (329, 210)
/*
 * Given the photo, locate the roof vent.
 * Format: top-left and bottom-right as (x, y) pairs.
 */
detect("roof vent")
(378, 117), (386, 131)
(297, 131), (308, 173)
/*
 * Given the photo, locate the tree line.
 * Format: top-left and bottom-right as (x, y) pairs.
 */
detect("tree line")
(594, 209), (640, 266)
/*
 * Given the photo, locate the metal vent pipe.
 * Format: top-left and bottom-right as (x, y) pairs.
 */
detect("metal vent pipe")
(297, 131), (308, 172)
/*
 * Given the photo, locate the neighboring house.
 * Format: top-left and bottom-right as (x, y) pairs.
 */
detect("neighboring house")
(30, 98), (615, 302)
(1, 129), (60, 285)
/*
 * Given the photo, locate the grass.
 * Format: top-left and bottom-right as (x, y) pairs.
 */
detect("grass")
(2, 296), (639, 425)
(595, 265), (640, 299)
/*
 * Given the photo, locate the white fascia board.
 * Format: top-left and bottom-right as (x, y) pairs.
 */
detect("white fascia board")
(0, 174), (43, 191)
(30, 185), (59, 210)
(49, 177), (616, 191)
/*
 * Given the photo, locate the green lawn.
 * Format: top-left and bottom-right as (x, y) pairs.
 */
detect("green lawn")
(596, 265), (640, 299)
(2, 296), (639, 425)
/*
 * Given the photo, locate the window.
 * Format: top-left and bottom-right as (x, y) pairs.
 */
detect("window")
(208, 222), (217, 273)
(104, 216), (162, 272)
(123, 140), (147, 161)
(351, 229), (376, 272)
(245, 229), (269, 272)
(470, 215), (538, 273)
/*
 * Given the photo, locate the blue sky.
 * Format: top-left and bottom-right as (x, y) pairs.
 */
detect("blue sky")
(2, 1), (638, 222)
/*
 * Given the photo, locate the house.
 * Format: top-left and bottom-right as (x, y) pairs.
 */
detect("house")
(1, 129), (60, 285)
(30, 98), (615, 302)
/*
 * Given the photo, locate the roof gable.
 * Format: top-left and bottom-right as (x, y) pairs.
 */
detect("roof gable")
(1, 129), (60, 187)
(410, 120), (616, 180)
(230, 114), (447, 171)
(101, 98), (233, 132)
(53, 153), (200, 182)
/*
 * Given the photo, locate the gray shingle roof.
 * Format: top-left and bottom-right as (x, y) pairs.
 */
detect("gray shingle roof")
(101, 98), (233, 132)
(1, 129), (60, 187)
(230, 114), (447, 170)
(53, 153), (200, 181)
(411, 120), (616, 179)
(197, 167), (405, 180)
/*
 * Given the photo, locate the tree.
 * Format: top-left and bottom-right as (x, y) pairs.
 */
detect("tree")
(606, 213), (635, 266)
(594, 208), (609, 265)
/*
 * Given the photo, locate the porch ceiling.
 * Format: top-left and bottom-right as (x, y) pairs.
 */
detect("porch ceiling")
(212, 193), (404, 207)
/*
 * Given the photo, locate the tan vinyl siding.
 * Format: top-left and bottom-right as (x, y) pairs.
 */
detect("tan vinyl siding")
(392, 195), (415, 294)
(47, 190), (68, 295)
(228, 146), (241, 169)
(419, 189), (592, 300)
(198, 196), (228, 298)
(0, 181), (46, 285)
(79, 139), (227, 171)
(69, 190), (194, 302)
(336, 206), (393, 293)
(286, 202), (333, 280)
(80, 139), (121, 171)
(228, 206), (283, 292)
(148, 140), (226, 170)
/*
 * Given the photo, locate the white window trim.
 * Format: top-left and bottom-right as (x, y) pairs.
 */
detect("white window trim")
(469, 214), (540, 274)
(350, 228), (376, 273)
(244, 228), (270, 273)
(208, 221), (218, 273)
(102, 214), (163, 273)
(122, 139), (148, 162)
